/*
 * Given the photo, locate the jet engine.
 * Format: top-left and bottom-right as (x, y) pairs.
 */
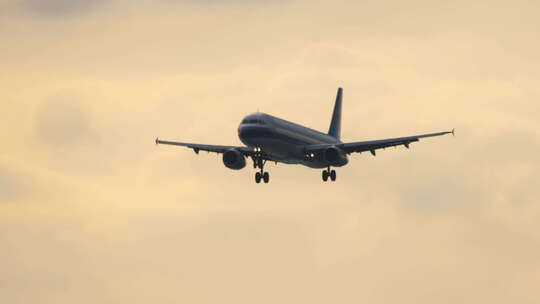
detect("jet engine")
(222, 149), (246, 170)
(323, 146), (348, 166)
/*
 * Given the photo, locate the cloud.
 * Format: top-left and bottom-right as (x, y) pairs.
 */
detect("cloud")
(21, 0), (104, 18)
(0, 167), (33, 202)
(161, 0), (295, 8)
(1, 0), (540, 303)
(34, 98), (96, 149)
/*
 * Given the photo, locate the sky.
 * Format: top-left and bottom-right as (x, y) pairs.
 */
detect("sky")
(1, 0), (539, 303)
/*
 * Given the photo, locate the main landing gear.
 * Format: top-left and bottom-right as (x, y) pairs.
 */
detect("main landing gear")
(253, 148), (269, 184)
(322, 167), (336, 182)
(255, 171), (269, 184)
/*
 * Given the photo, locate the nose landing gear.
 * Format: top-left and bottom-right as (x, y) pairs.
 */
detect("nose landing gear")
(322, 167), (336, 182)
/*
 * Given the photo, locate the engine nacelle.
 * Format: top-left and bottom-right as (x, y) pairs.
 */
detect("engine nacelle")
(222, 149), (246, 170)
(323, 146), (348, 167)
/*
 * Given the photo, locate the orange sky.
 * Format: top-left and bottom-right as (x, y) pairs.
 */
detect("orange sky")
(1, 1), (539, 303)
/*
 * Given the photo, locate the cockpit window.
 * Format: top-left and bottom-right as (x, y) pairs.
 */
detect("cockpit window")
(242, 118), (265, 124)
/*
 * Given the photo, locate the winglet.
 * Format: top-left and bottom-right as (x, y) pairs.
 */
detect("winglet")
(155, 137), (159, 145)
(451, 128), (455, 136)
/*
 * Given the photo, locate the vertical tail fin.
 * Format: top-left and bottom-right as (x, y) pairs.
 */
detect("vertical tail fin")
(328, 87), (342, 140)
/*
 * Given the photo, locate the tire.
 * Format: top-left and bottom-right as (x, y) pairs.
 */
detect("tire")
(263, 172), (269, 183)
(330, 170), (336, 181)
(322, 170), (328, 182)
(255, 172), (261, 183)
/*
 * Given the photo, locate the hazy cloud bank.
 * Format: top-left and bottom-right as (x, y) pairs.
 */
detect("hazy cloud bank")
(1, 0), (539, 303)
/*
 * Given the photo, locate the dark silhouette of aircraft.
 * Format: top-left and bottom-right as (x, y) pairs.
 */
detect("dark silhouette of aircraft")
(156, 88), (453, 183)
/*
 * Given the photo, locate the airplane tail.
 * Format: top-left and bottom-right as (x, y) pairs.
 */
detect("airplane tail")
(328, 87), (342, 140)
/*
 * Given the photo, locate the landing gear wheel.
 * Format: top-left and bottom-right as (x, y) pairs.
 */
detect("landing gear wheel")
(330, 170), (336, 181)
(254, 153), (269, 184)
(322, 170), (329, 182)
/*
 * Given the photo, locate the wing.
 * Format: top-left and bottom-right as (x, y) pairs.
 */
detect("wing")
(155, 138), (253, 155)
(306, 129), (454, 155)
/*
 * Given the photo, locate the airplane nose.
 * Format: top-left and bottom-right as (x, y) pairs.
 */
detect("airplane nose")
(238, 125), (254, 138)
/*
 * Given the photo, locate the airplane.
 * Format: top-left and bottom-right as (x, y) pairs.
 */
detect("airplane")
(155, 88), (454, 183)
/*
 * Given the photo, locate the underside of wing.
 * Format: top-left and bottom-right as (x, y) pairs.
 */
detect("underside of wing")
(155, 138), (253, 155)
(305, 130), (454, 155)
(342, 130), (453, 154)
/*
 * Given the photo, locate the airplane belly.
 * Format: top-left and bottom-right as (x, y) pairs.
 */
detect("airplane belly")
(240, 133), (303, 164)
(238, 124), (337, 166)
(259, 138), (304, 164)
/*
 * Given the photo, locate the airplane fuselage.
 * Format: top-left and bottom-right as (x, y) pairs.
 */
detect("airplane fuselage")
(238, 113), (348, 169)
